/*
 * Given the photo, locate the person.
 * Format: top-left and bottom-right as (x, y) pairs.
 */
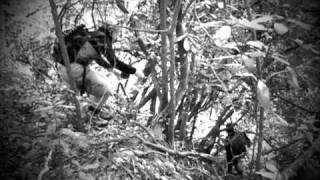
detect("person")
(52, 24), (145, 100)
(225, 123), (251, 175)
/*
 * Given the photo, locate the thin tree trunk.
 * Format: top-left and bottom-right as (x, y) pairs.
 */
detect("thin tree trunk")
(166, 0), (181, 147)
(175, 6), (189, 141)
(64, 0), (71, 29)
(49, 0), (83, 131)
(159, 0), (169, 112)
(91, 0), (97, 29)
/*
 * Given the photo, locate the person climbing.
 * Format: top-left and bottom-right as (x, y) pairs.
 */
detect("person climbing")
(52, 24), (145, 116)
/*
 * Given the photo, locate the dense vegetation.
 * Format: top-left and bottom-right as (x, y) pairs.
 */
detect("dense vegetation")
(0, 0), (319, 179)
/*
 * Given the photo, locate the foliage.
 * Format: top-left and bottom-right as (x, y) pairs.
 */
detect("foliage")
(1, 0), (320, 180)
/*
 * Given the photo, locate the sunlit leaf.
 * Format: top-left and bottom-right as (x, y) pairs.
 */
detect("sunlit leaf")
(252, 15), (273, 24)
(215, 1), (223, 8)
(239, 19), (268, 31)
(190, 45), (197, 54)
(222, 42), (241, 52)
(176, 33), (188, 42)
(242, 55), (256, 72)
(213, 25), (232, 40)
(257, 80), (272, 109)
(247, 51), (266, 58)
(152, 125), (164, 140)
(247, 40), (267, 50)
(183, 38), (191, 51)
(57, 105), (75, 109)
(274, 23), (289, 35)
(81, 161), (100, 171)
(266, 160), (279, 173)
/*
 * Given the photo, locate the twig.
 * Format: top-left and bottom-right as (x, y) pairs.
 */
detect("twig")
(182, 0), (195, 18)
(177, 164), (217, 180)
(37, 150), (53, 180)
(263, 138), (303, 155)
(119, 163), (136, 179)
(133, 135), (219, 162)
(89, 91), (110, 129)
(276, 95), (319, 115)
(131, 121), (157, 143)
(105, 23), (168, 34)
(211, 52), (266, 61)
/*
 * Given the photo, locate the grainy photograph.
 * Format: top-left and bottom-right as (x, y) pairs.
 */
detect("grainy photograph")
(0, 0), (319, 179)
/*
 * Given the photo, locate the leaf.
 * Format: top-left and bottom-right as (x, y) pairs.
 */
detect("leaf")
(176, 33), (188, 42)
(257, 80), (272, 109)
(57, 104), (75, 109)
(273, 55), (290, 65)
(78, 171), (95, 180)
(152, 125), (164, 140)
(115, 0), (129, 13)
(222, 42), (241, 52)
(213, 25), (232, 40)
(274, 23), (289, 35)
(252, 15), (273, 24)
(235, 72), (257, 81)
(60, 129), (89, 149)
(183, 38), (191, 51)
(81, 161), (100, 171)
(256, 170), (276, 180)
(195, 21), (223, 29)
(34, 105), (54, 112)
(287, 19), (312, 30)
(242, 55), (256, 72)
(266, 161), (279, 173)
(247, 40), (267, 50)
(247, 51), (266, 58)
(287, 67), (300, 89)
(239, 19), (268, 31)
(217, 1), (224, 8)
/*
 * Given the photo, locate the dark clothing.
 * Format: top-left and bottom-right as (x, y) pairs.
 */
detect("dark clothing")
(225, 130), (251, 174)
(53, 25), (136, 76)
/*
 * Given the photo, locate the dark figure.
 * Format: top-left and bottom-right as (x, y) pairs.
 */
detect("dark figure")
(52, 25), (145, 114)
(225, 123), (251, 175)
(52, 24), (140, 78)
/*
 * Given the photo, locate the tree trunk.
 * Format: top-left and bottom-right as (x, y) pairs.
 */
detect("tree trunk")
(49, 0), (83, 131)
(159, 0), (169, 112)
(175, 6), (190, 141)
(166, 0), (181, 147)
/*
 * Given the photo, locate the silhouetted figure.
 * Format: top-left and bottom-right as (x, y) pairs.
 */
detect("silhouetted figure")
(225, 123), (251, 175)
(52, 24), (145, 99)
